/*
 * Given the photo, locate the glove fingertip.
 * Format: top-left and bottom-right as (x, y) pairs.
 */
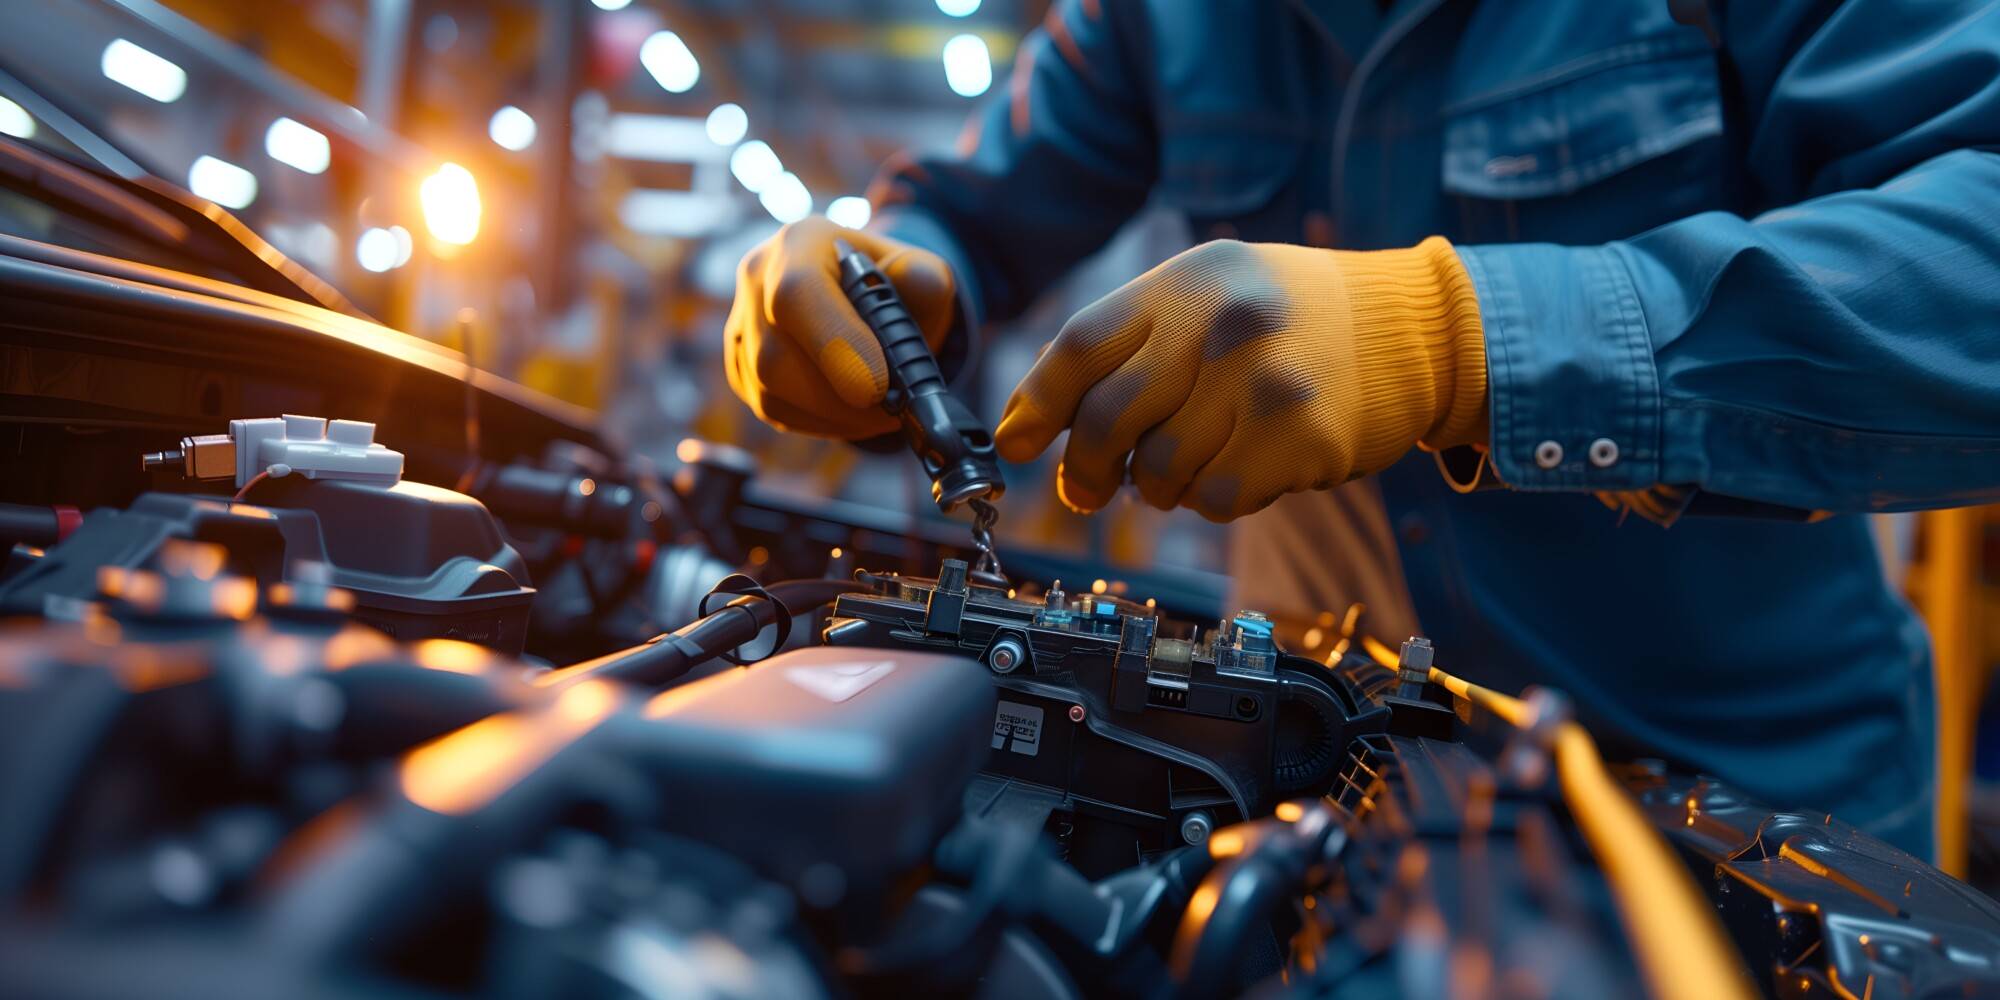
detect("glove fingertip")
(1054, 467), (1107, 515)
(994, 407), (1055, 463)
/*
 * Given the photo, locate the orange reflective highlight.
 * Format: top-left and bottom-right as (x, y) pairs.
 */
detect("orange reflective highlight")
(399, 679), (620, 815)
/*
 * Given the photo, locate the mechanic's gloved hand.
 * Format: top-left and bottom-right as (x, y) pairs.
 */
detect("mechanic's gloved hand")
(994, 237), (1487, 522)
(725, 217), (958, 440)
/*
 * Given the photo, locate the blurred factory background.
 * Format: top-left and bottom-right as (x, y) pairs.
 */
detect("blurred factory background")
(0, 0), (1220, 581)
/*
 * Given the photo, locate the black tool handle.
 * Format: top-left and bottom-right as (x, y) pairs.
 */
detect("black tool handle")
(833, 240), (1004, 510)
(836, 243), (948, 407)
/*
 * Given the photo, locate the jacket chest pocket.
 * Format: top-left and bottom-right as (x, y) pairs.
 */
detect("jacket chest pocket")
(1441, 47), (1726, 245)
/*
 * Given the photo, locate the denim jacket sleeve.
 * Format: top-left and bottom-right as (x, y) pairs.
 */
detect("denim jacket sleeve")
(1457, 0), (2000, 511)
(868, 0), (1157, 327)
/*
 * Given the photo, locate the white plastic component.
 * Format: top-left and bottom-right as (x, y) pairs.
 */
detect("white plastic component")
(229, 414), (404, 488)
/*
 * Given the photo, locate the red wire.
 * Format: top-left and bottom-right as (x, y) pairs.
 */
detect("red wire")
(232, 469), (272, 501)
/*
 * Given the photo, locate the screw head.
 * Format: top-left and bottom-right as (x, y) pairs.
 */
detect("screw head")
(1067, 704), (1085, 723)
(1179, 811), (1213, 846)
(986, 637), (1026, 674)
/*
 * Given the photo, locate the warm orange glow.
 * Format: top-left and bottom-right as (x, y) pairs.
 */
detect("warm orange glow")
(748, 546), (769, 565)
(676, 438), (704, 463)
(1450, 943), (1494, 998)
(643, 668), (749, 718)
(213, 577), (257, 620)
(175, 542), (225, 580)
(413, 638), (494, 675)
(829, 546), (843, 559)
(322, 626), (397, 669)
(577, 477), (597, 497)
(1090, 578), (1107, 594)
(1302, 627), (1323, 649)
(256, 633), (312, 676)
(400, 679), (619, 815)
(227, 503), (276, 519)
(1208, 829), (1246, 859)
(83, 614), (121, 647)
(1398, 844), (1430, 884)
(1361, 634), (1400, 671)
(111, 650), (207, 692)
(1275, 801), (1305, 823)
(1185, 881), (1220, 927)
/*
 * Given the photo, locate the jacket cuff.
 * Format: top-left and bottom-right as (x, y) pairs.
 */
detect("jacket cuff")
(1454, 243), (1664, 491)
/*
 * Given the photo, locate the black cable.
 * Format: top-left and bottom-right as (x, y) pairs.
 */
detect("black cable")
(547, 578), (868, 688)
(0, 502), (62, 547)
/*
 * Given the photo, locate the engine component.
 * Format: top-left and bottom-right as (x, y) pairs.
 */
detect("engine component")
(0, 479), (534, 653)
(140, 414), (404, 489)
(824, 559), (1365, 876)
(635, 646), (995, 929)
(1631, 769), (2000, 998)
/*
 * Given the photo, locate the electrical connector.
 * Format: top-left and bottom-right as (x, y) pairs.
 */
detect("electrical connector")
(140, 415), (403, 489)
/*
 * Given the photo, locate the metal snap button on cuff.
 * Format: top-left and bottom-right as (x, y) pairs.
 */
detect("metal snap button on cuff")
(1533, 440), (1563, 469)
(1588, 437), (1619, 468)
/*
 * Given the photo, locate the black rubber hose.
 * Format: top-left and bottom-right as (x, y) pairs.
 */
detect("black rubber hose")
(544, 578), (869, 688)
(0, 502), (61, 547)
(1174, 851), (1295, 998)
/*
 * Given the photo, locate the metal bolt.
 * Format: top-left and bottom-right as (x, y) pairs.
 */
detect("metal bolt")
(1179, 811), (1213, 846)
(1396, 635), (1435, 699)
(1068, 704), (1085, 723)
(987, 637), (1026, 674)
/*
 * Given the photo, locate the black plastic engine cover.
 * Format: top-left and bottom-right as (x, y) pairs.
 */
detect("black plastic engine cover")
(1629, 770), (2000, 999)
(631, 646), (996, 925)
(0, 480), (534, 652)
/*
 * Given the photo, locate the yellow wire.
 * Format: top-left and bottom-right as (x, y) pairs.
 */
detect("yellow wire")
(1361, 635), (1754, 1000)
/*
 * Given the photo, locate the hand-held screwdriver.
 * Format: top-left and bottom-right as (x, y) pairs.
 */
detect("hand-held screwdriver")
(832, 239), (1007, 582)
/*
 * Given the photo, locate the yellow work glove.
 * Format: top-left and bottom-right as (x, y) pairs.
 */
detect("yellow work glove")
(993, 237), (1488, 522)
(725, 217), (959, 440)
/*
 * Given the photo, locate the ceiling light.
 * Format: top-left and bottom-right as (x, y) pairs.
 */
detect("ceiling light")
(488, 105), (537, 151)
(826, 196), (871, 230)
(759, 171), (812, 224)
(937, 0), (981, 15)
(590, 0), (633, 9)
(102, 39), (187, 103)
(356, 227), (400, 273)
(704, 103), (747, 146)
(942, 34), (992, 98)
(640, 31), (700, 94)
(0, 96), (34, 140)
(264, 117), (330, 174)
(187, 155), (256, 209)
(728, 140), (782, 193)
(420, 162), (481, 245)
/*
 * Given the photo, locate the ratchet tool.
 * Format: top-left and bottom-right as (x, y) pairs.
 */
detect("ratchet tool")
(833, 239), (1007, 584)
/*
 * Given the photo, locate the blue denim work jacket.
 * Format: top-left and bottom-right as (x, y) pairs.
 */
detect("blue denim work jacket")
(876, 0), (2000, 855)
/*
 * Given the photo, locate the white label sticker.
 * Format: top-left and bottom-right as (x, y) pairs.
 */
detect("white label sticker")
(993, 701), (1044, 756)
(783, 660), (895, 702)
